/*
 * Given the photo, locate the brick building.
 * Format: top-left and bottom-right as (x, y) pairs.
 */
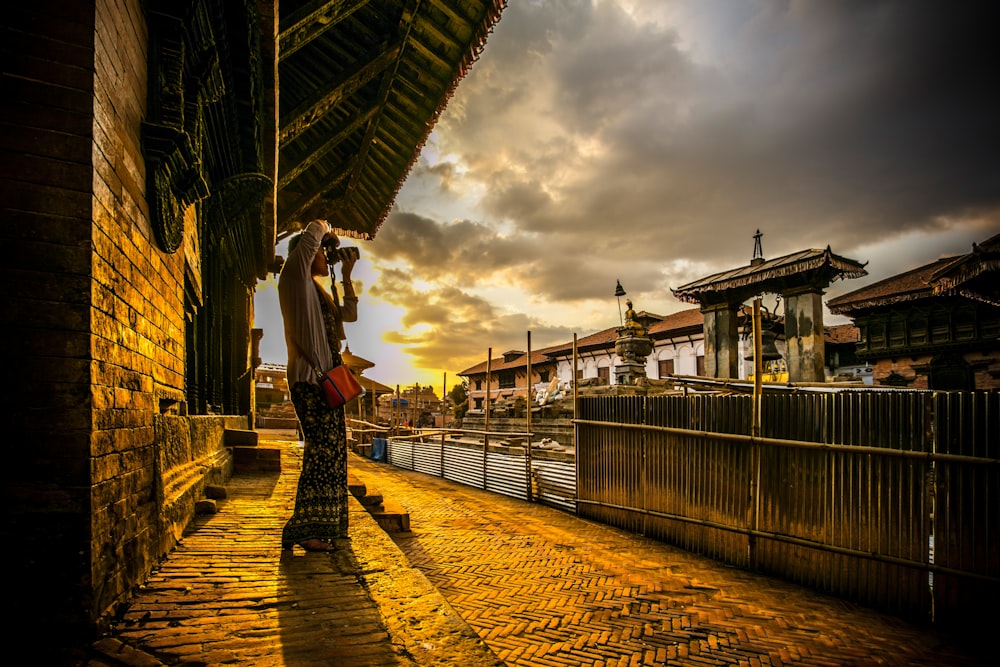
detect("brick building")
(2, 0), (505, 650)
(828, 234), (1000, 389)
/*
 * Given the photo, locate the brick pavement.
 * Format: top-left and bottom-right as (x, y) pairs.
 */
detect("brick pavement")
(347, 455), (991, 667)
(74, 432), (500, 667)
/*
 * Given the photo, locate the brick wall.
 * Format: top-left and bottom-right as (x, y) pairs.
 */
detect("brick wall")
(4, 0), (242, 648)
(2, 0), (102, 647)
(89, 0), (180, 626)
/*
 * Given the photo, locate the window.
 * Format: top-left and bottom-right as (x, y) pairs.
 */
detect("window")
(498, 371), (516, 389)
(908, 317), (928, 346)
(576, 369), (584, 380)
(696, 355), (705, 376)
(597, 366), (610, 382)
(889, 317), (906, 348)
(474, 379), (482, 390)
(539, 370), (550, 383)
(869, 320), (887, 349)
(930, 312), (951, 344)
(658, 359), (674, 378)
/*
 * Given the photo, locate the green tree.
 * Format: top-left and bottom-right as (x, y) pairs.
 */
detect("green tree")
(448, 381), (468, 420)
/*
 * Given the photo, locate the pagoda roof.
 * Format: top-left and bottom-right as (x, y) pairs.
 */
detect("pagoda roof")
(828, 233), (1000, 313)
(672, 247), (867, 305)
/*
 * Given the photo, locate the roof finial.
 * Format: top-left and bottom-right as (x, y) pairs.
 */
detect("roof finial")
(753, 229), (763, 259)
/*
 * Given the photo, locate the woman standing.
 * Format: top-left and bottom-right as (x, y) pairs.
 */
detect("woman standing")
(278, 219), (359, 551)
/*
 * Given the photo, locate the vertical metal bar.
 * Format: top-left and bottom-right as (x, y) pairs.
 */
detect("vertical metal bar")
(484, 348), (491, 489)
(928, 391), (938, 623)
(573, 334), (579, 514)
(526, 331), (533, 501)
(441, 372), (447, 474)
(749, 298), (762, 569)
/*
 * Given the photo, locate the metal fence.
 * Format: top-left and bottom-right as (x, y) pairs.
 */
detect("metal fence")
(575, 391), (999, 626)
(383, 431), (577, 511)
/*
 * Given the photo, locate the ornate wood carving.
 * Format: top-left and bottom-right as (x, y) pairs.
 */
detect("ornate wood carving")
(142, 1), (221, 253)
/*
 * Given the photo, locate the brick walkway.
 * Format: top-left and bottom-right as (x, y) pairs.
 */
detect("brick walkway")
(79, 433), (499, 666)
(348, 455), (990, 667)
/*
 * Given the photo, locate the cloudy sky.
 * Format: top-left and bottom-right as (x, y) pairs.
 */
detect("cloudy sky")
(255, 0), (1000, 391)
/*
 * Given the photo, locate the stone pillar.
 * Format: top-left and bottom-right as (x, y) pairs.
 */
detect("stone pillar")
(701, 303), (740, 378)
(783, 287), (826, 382)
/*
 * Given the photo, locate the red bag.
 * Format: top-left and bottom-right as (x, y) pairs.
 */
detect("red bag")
(318, 364), (363, 407)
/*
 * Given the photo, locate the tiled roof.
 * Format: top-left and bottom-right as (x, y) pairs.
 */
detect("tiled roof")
(457, 308), (704, 376)
(457, 348), (559, 376)
(827, 257), (954, 313)
(673, 247), (867, 303)
(828, 233), (1000, 313)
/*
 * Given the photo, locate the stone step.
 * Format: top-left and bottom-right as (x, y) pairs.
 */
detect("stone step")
(348, 475), (367, 498)
(232, 446), (281, 473)
(359, 487), (384, 506)
(368, 500), (410, 533)
(348, 475), (384, 506)
(224, 428), (259, 447)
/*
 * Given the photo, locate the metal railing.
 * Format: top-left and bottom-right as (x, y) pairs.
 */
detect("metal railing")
(348, 423), (577, 511)
(574, 391), (999, 627)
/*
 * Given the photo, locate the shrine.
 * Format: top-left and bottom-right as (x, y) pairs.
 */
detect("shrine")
(672, 232), (868, 382)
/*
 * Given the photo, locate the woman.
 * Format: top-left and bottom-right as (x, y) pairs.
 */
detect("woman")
(278, 219), (359, 551)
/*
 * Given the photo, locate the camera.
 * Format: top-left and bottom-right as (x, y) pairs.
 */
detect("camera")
(321, 237), (359, 264)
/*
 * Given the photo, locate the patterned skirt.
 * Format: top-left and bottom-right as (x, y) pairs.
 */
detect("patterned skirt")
(282, 381), (349, 547)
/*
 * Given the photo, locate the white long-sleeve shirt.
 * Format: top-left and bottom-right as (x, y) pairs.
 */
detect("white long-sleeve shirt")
(278, 220), (358, 385)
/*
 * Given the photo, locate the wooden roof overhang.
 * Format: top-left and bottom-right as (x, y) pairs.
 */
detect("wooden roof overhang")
(928, 233), (1000, 306)
(275, 0), (507, 241)
(672, 247), (868, 308)
(828, 233), (1000, 314)
(141, 0), (507, 283)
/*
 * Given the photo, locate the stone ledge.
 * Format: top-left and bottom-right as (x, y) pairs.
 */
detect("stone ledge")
(231, 445), (280, 473)
(224, 428), (259, 447)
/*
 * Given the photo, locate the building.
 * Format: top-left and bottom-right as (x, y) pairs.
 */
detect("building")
(459, 306), (872, 413)
(460, 308), (711, 412)
(377, 385), (446, 427)
(827, 234), (1000, 390)
(3, 0), (506, 648)
(255, 363), (291, 406)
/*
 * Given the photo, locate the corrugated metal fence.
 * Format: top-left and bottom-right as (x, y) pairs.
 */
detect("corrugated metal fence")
(575, 391), (999, 626)
(385, 433), (577, 511)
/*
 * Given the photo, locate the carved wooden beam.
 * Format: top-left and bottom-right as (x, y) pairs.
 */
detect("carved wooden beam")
(279, 0), (370, 61)
(279, 40), (402, 147)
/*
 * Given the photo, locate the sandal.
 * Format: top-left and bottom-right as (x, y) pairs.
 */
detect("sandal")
(298, 538), (334, 552)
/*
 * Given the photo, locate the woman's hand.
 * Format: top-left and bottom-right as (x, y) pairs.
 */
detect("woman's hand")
(338, 246), (359, 280)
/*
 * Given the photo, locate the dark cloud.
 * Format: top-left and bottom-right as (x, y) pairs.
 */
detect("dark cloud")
(433, 0), (1000, 267)
(326, 0), (1000, 384)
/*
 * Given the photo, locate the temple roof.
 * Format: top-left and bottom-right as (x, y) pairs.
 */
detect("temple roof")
(275, 0), (507, 240)
(672, 247), (868, 305)
(828, 233), (1000, 313)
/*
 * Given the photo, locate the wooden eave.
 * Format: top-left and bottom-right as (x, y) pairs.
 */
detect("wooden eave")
(672, 247), (868, 305)
(275, 0), (507, 241)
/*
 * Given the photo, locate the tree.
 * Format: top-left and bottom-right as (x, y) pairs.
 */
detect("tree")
(448, 381), (469, 420)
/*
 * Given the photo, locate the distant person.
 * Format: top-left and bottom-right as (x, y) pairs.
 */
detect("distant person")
(278, 220), (359, 551)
